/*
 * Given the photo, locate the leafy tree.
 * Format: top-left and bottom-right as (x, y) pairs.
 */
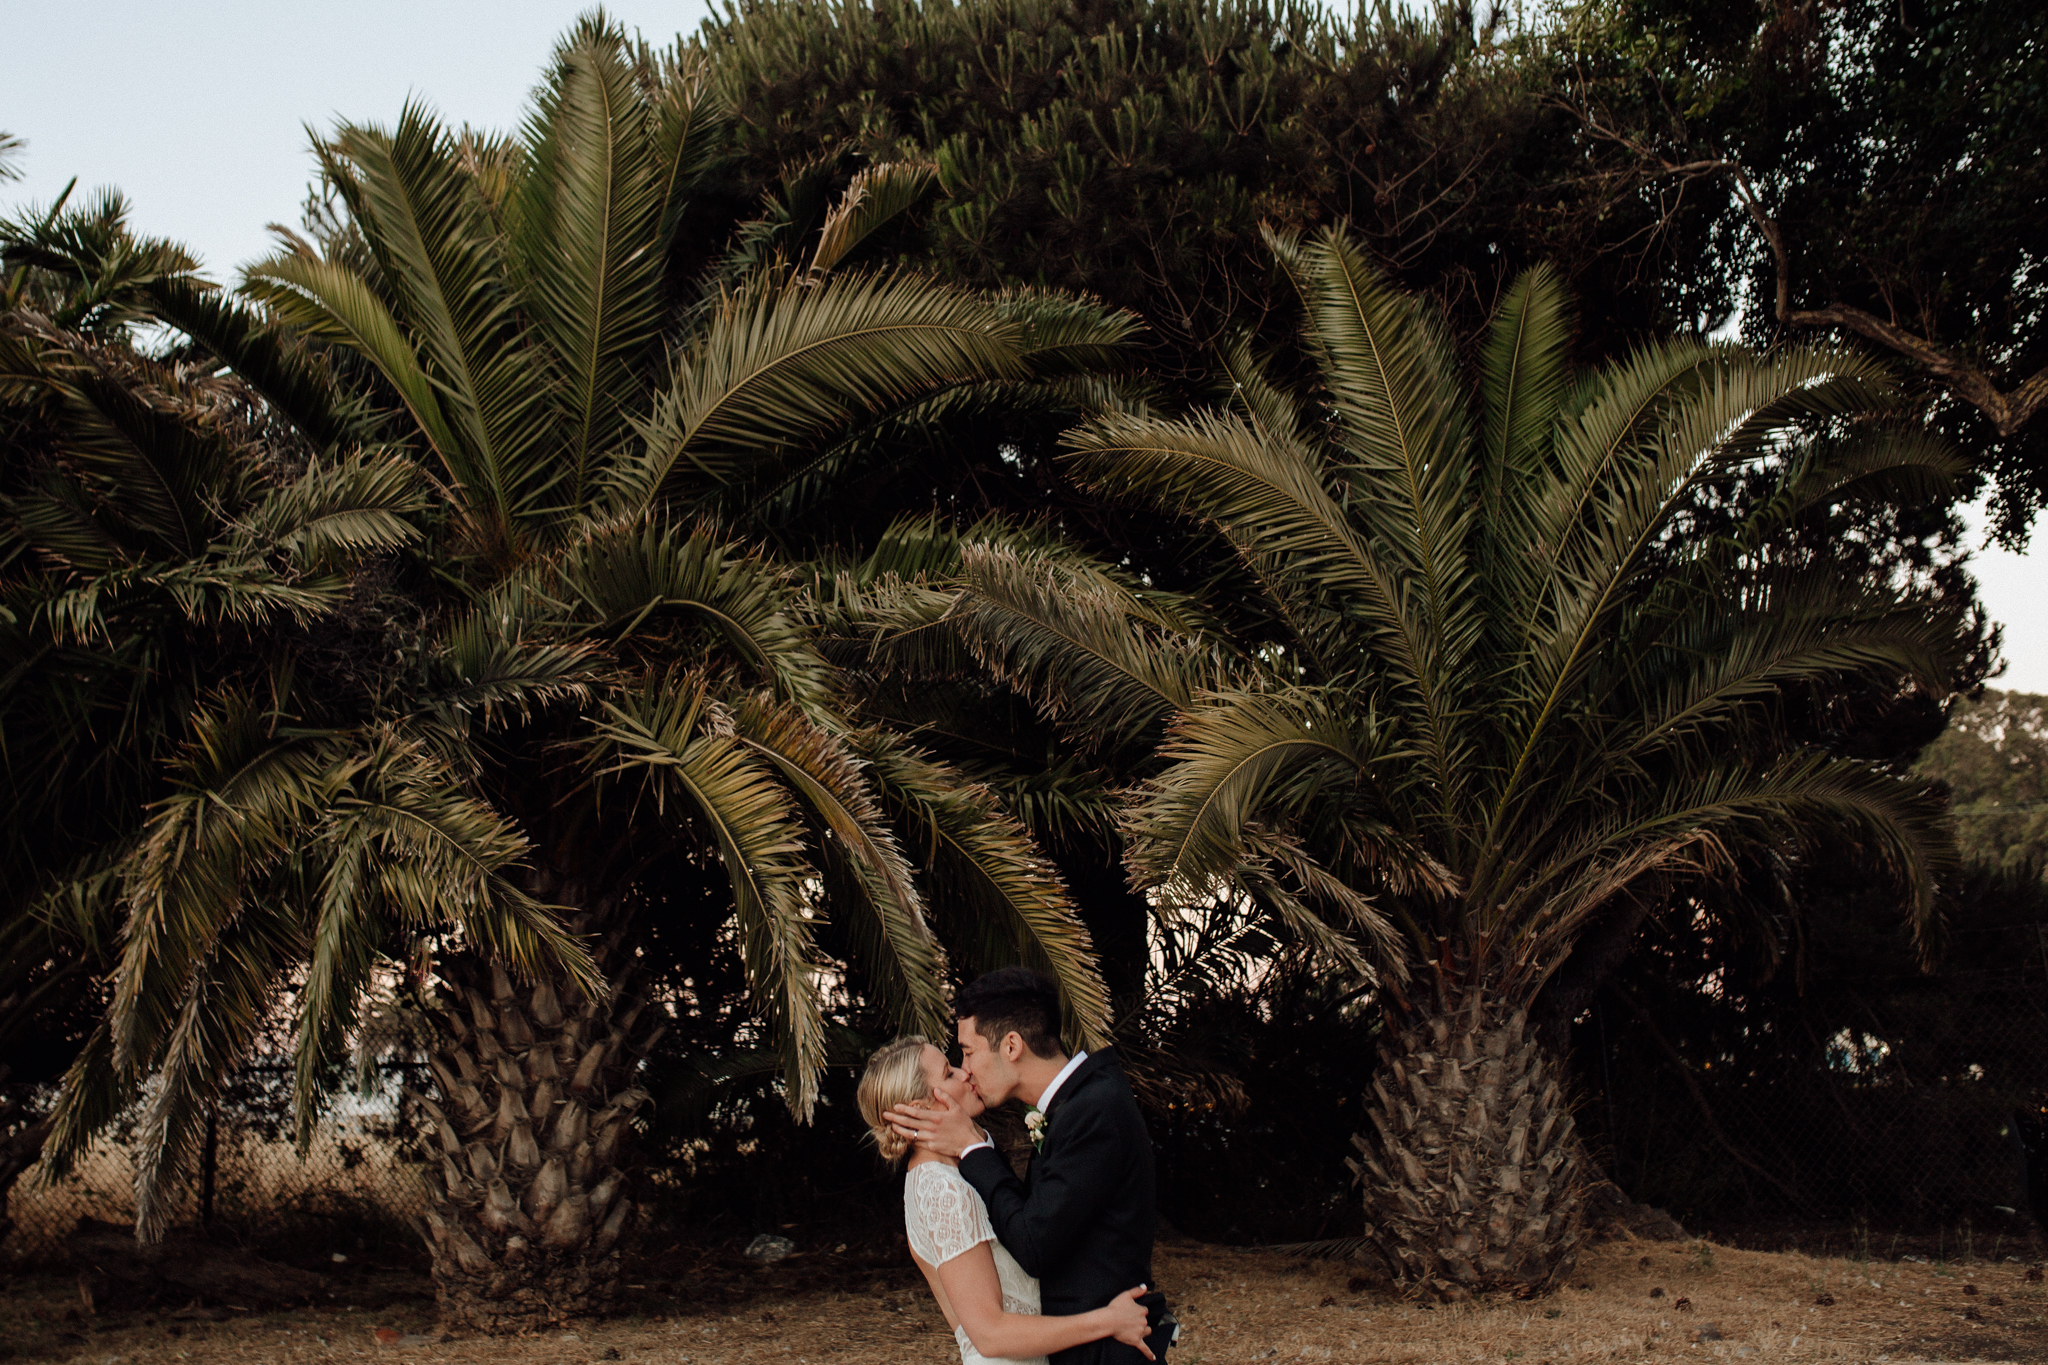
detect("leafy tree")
(693, 0), (2048, 596)
(920, 228), (1973, 1294)
(691, 0), (2023, 1052)
(1555, 0), (2048, 536)
(1917, 690), (2048, 873)
(701, 0), (1680, 379)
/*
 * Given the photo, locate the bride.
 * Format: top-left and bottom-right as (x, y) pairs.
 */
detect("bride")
(858, 1037), (1155, 1365)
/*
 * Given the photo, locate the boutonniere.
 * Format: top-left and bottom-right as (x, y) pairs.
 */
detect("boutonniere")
(1024, 1106), (1047, 1152)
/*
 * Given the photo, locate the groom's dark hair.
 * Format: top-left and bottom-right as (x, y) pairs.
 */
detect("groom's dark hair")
(955, 968), (1064, 1060)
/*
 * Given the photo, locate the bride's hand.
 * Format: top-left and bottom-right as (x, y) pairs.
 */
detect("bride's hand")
(1104, 1285), (1155, 1359)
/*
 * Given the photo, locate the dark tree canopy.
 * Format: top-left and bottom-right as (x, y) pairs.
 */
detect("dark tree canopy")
(699, 0), (1697, 379)
(696, 0), (2048, 539)
(1561, 0), (2048, 537)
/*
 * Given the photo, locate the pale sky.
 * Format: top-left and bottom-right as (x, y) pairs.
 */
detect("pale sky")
(3, 1), (2042, 691)
(2, 2), (716, 278)
(1963, 502), (2045, 695)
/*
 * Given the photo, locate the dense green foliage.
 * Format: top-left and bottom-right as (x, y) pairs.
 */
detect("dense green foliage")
(1918, 690), (2048, 874)
(696, 0), (2048, 538)
(703, 0), (1659, 373)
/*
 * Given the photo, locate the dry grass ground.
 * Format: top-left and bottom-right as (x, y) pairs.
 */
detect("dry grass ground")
(5, 1236), (2046, 1364)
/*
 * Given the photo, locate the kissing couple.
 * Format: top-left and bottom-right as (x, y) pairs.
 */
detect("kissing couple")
(858, 967), (1176, 1365)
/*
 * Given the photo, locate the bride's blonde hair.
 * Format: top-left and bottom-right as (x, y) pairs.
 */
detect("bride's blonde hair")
(858, 1036), (934, 1166)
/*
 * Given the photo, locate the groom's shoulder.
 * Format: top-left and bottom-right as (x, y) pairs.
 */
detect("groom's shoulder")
(1061, 1049), (1141, 1113)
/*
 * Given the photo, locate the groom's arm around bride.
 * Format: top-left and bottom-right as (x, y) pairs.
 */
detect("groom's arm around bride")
(894, 969), (1170, 1365)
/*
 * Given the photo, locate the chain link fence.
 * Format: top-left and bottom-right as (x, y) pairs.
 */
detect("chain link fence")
(1575, 962), (2048, 1247)
(4, 1062), (432, 1263)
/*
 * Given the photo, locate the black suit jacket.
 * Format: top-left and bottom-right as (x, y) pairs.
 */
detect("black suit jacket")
(960, 1049), (1161, 1364)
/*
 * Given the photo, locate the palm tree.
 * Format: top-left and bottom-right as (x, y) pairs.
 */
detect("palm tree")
(929, 227), (1970, 1296)
(28, 14), (1127, 1330)
(1, 185), (440, 1232)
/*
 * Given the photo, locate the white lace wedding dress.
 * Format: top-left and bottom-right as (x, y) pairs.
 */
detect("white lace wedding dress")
(903, 1160), (1047, 1365)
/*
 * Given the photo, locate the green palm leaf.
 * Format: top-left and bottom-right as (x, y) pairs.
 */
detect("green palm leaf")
(143, 276), (366, 453)
(128, 896), (301, 1239)
(1476, 263), (1571, 641)
(860, 732), (1111, 1050)
(1123, 687), (1438, 904)
(729, 696), (950, 1041)
(614, 271), (1027, 510)
(948, 538), (1209, 753)
(582, 671), (827, 1116)
(308, 106), (556, 541)
(107, 697), (338, 1070)
(1502, 754), (1952, 979)
(423, 604), (599, 725)
(557, 517), (831, 708)
(235, 451), (425, 560)
(645, 43), (724, 243)
(245, 250), (472, 485)
(809, 162), (938, 275)
(512, 15), (671, 507)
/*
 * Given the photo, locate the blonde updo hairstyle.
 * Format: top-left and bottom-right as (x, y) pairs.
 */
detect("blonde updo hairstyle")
(858, 1035), (935, 1166)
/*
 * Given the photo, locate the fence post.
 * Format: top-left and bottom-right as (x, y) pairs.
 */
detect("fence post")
(200, 1103), (218, 1232)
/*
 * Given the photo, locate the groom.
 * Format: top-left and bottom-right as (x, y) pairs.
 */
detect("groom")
(891, 967), (1169, 1364)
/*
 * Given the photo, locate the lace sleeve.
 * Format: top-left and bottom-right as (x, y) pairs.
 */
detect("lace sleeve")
(904, 1165), (996, 1267)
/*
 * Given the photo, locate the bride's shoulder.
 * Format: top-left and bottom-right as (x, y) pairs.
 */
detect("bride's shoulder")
(904, 1160), (968, 1191)
(903, 1161), (982, 1218)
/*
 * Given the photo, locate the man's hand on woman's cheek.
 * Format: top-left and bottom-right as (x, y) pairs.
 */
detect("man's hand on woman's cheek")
(888, 1089), (986, 1157)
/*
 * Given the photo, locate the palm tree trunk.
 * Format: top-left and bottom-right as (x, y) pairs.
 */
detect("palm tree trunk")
(1349, 992), (1587, 1299)
(415, 914), (662, 1332)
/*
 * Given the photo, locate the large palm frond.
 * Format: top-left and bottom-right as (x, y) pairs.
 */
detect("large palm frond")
(556, 517), (831, 709)
(727, 696), (949, 1041)
(581, 671), (826, 1116)
(144, 276), (369, 454)
(252, 105), (553, 553)
(859, 732), (1111, 1049)
(511, 15), (674, 507)
(945, 539), (1215, 754)
(614, 271), (1028, 510)
(1122, 686), (1444, 921)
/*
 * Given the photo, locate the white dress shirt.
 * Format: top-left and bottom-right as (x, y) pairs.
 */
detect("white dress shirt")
(960, 1049), (1088, 1159)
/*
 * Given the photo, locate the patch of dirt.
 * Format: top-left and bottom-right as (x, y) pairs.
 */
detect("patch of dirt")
(5, 1237), (2047, 1362)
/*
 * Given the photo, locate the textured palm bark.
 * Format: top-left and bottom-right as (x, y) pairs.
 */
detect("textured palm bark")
(415, 939), (663, 1332)
(1348, 995), (1587, 1300)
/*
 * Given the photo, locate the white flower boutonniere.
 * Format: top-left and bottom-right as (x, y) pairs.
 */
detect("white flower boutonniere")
(1024, 1106), (1047, 1152)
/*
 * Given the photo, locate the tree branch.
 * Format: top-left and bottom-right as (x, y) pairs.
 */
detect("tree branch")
(1558, 81), (2048, 439)
(1726, 164), (2048, 438)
